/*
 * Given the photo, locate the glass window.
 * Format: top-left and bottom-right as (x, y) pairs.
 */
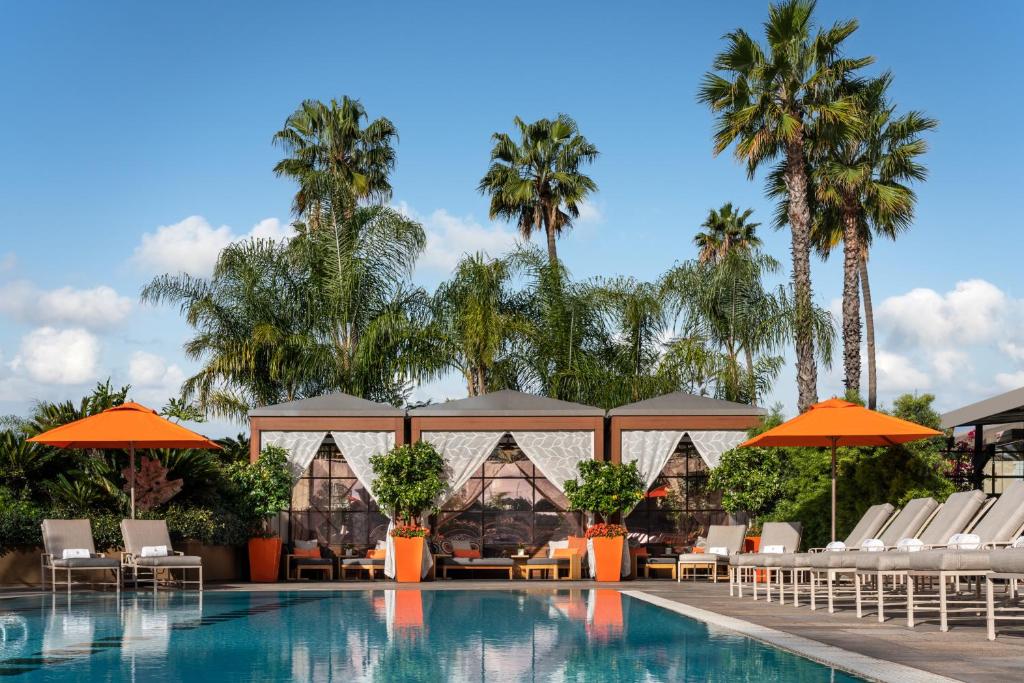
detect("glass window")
(437, 434), (583, 556)
(625, 438), (726, 547)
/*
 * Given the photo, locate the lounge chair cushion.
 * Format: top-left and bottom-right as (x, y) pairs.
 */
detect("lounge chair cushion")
(51, 557), (119, 569)
(121, 520), (176, 557)
(990, 549), (1024, 574)
(526, 557), (570, 565)
(971, 480), (1024, 544)
(290, 556), (332, 566)
(856, 552), (914, 572)
(808, 551), (862, 569)
(135, 555), (203, 568)
(907, 548), (992, 572)
(443, 558), (513, 567)
(759, 522), (803, 553)
(703, 525), (747, 556)
(880, 497), (939, 545)
(42, 519), (98, 558)
(920, 490), (988, 545)
(845, 503), (897, 547)
(678, 553), (725, 564)
(644, 556), (679, 565)
(342, 558), (384, 567)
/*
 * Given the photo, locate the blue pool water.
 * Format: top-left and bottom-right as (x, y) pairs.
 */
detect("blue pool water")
(0, 590), (865, 681)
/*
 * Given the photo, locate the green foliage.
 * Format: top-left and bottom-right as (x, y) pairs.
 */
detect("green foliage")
(0, 489), (45, 552)
(370, 442), (446, 525)
(563, 460), (645, 522)
(708, 445), (783, 519)
(226, 446), (293, 536)
(161, 397), (206, 424)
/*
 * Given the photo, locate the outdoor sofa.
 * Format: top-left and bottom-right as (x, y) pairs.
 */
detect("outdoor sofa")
(40, 519), (121, 594)
(286, 539), (335, 580)
(120, 519), (203, 592)
(439, 541), (515, 579)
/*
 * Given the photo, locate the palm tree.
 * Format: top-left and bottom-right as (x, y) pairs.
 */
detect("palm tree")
(698, 0), (869, 412)
(694, 203), (762, 264)
(478, 115), (598, 267)
(429, 252), (526, 396)
(273, 96), (398, 222)
(812, 74), (936, 407)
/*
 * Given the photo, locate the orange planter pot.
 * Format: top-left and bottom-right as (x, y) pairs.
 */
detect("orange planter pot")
(592, 536), (624, 582)
(248, 537), (282, 583)
(393, 536), (424, 583)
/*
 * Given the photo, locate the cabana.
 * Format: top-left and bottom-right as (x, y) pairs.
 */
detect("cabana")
(607, 392), (765, 548)
(942, 386), (1024, 494)
(409, 390), (605, 556)
(249, 393), (405, 548)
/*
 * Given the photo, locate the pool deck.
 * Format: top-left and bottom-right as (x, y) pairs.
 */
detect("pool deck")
(4, 578), (1023, 681)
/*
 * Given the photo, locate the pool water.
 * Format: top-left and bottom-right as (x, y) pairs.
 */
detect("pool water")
(0, 590), (865, 681)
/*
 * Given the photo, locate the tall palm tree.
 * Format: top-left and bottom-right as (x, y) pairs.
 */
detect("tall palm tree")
(698, 0), (869, 412)
(694, 203), (762, 264)
(429, 252), (526, 396)
(273, 96), (398, 222)
(812, 74), (936, 407)
(478, 115), (598, 267)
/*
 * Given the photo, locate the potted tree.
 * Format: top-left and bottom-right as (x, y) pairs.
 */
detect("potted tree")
(370, 442), (446, 583)
(227, 445), (292, 582)
(564, 460), (645, 582)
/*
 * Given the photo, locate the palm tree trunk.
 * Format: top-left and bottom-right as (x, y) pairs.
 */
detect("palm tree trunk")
(545, 221), (558, 268)
(784, 137), (818, 412)
(744, 346), (755, 403)
(841, 199), (862, 397)
(859, 254), (878, 410)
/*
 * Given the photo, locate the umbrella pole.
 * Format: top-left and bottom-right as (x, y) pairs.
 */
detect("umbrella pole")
(129, 443), (136, 520)
(830, 437), (837, 542)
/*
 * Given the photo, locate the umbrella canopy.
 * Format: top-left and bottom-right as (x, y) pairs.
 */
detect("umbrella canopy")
(740, 398), (942, 541)
(28, 402), (221, 517)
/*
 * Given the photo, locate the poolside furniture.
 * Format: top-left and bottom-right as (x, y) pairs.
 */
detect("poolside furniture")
(525, 538), (586, 580)
(120, 519), (203, 592)
(984, 546), (1024, 639)
(341, 545), (386, 580)
(729, 521), (802, 601)
(854, 489), (989, 621)
(439, 540), (515, 579)
(906, 480), (1024, 631)
(646, 525), (745, 582)
(40, 519), (121, 594)
(286, 540), (334, 580)
(773, 502), (896, 610)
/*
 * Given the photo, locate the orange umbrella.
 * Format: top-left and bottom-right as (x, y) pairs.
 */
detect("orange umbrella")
(740, 398), (942, 541)
(28, 402), (221, 518)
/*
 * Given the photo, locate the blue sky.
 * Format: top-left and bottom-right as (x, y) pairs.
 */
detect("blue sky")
(1, 2), (1022, 436)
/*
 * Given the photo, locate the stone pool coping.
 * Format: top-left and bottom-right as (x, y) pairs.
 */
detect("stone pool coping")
(624, 590), (957, 683)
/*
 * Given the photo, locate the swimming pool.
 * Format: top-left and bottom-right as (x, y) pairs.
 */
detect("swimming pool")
(0, 589), (865, 681)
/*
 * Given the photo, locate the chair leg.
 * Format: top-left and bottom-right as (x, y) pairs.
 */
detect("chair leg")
(199, 566), (204, 592)
(986, 576), (996, 640)
(877, 571), (885, 623)
(906, 574), (915, 627)
(810, 570), (818, 610)
(827, 570), (835, 613)
(939, 574), (949, 632)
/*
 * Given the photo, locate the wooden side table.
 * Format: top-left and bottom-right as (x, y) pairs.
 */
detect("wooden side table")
(511, 554), (530, 580)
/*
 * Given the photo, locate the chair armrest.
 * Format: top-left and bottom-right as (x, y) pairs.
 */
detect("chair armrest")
(41, 553), (53, 567)
(93, 552), (107, 558)
(173, 550), (185, 556)
(121, 552), (137, 566)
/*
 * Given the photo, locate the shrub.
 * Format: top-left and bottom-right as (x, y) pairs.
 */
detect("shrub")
(371, 442), (446, 526)
(563, 460), (645, 523)
(226, 445), (293, 537)
(0, 489), (44, 552)
(707, 445), (782, 520)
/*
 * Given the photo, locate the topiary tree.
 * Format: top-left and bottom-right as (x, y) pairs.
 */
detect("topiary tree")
(226, 445), (293, 537)
(563, 460), (645, 524)
(370, 442), (446, 527)
(707, 446), (783, 527)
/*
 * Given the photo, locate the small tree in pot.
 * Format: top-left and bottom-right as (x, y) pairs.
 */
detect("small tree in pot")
(564, 460), (645, 582)
(371, 442), (446, 583)
(227, 445), (292, 582)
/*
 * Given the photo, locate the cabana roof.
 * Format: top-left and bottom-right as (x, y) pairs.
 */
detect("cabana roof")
(248, 392), (404, 418)
(607, 392), (766, 417)
(408, 389), (604, 417)
(941, 386), (1024, 428)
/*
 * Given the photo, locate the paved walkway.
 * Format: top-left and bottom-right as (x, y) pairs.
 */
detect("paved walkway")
(5, 578), (1023, 681)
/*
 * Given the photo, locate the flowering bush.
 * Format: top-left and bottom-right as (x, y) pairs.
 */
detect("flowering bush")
(390, 525), (429, 538)
(584, 523), (627, 539)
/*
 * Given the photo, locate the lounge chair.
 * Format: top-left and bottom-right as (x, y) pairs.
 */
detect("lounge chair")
(439, 541), (515, 579)
(525, 537), (586, 580)
(40, 519), (120, 594)
(645, 525), (746, 581)
(286, 540), (335, 580)
(984, 545), (1024, 639)
(772, 502), (896, 610)
(906, 480), (1024, 630)
(340, 544), (386, 580)
(854, 489), (988, 621)
(728, 521), (802, 601)
(120, 519), (203, 592)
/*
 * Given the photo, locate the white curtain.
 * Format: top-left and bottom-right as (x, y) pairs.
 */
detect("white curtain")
(329, 431), (395, 501)
(421, 431), (506, 504)
(620, 430), (685, 489)
(687, 430), (747, 469)
(259, 431), (327, 481)
(511, 431), (595, 492)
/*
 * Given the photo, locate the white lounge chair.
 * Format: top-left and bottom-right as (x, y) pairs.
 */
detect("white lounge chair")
(729, 521), (802, 601)
(40, 519), (120, 594)
(120, 519), (203, 592)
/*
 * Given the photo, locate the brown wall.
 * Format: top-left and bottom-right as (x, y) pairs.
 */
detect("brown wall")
(410, 416), (606, 461)
(608, 415), (760, 463)
(248, 416), (405, 462)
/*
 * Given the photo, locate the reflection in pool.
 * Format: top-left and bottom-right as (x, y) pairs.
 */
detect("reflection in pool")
(0, 589), (865, 681)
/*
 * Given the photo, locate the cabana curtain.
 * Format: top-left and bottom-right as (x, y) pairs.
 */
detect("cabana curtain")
(511, 431), (595, 492)
(421, 431), (506, 503)
(258, 431), (328, 481)
(619, 429), (747, 472)
(329, 431), (395, 501)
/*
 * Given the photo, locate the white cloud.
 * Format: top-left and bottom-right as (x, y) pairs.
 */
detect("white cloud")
(396, 203), (519, 275)
(0, 252), (15, 272)
(875, 350), (931, 392)
(127, 351), (186, 404)
(10, 327), (100, 385)
(999, 342), (1024, 363)
(131, 215), (293, 277)
(877, 279), (1008, 350)
(0, 281), (132, 327)
(575, 199), (604, 225)
(996, 371), (1024, 391)
(931, 349), (969, 382)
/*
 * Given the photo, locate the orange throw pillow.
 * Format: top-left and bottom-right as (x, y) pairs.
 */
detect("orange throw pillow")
(367, 549), (386, 559)
(554, 548), (579, 558)
(293, 547), (320, 558)
(629, 547), (648, 558)
(692, 546), (705, 554)
(453, 549), (481, 558)
(567, 536), (587, 554)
